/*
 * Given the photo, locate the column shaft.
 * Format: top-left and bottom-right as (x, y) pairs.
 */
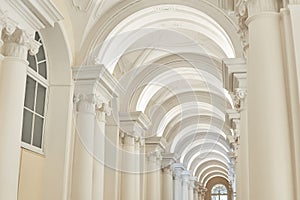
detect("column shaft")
(0, 56), (27, 200)
(71, 99), (95, 200)
(121, 135), (138, 200)
(92, 111), (105, 200)
(173, 174), (182, 200)
(247, 12), (294, 200)
(162, 168), (173, 200)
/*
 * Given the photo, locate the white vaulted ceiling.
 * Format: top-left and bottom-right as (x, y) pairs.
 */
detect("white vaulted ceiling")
(81, 0), (242, 187)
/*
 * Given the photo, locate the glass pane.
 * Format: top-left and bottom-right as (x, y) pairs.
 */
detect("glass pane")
(211, 195), (218, 200)
(36, 84), (46, 116)
(22, 109), (33, 144)
(220, 195), (228, 200)
(36, 45), (46, 62)
(212, 184), (227, 195)
(35, 32), (40, 41)
(33, 115), (44, 148)
(38, 61), (47, 79)
(24, 76), (36, 110)
(219, 186), (227, 194)
(27, 54), (37, 71)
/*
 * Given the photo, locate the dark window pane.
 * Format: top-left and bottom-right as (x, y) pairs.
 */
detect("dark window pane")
(36, 46), (46, 61)
(36, 84), (46, 116)
(35, 32), (40, 41)
(38, 61), (47, 79)
(24, 76), (36, 110)
(27, 54), (37, 71)
(22, 109), (33, 144)
(33, 115), (44, 148)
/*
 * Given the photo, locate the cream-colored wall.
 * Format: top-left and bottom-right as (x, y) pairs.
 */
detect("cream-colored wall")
(18, 148), (45, 200)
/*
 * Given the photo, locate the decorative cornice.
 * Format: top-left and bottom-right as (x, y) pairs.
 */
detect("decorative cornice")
(222, 58), (247, 111)
(222, 58), (247, 92)
(162, 153), (178, 168)
(172, 163), (185, 179)
(7, 0), (63, 29)
(145, 136), (167, 150)
(247, 0), (282, 16)
(73, 65), (124, 98)
(119, 111), (151, 138)
(73, 65), (120, 116)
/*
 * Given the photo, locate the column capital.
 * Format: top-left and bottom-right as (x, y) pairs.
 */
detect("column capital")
(226, 109), (241, 159)
(73, 65), (123, 100)
(222, 58), (247, 111)
(119, 111), (151, 138)
(247, 0), (282, 16)
(119, 131), (137, 146)
(181, 170), (191, 184)
(172, 163), (185, 180)
(189, 176), (197, 188)
(0, 23), (40, 60)
(146, 150), (162, 163)
(162, 153), (179, 168)
(73, 65), (122, 113)
(288, 0), (300, 4)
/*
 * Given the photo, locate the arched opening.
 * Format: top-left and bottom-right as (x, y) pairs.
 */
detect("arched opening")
(211, 184), (228, 200)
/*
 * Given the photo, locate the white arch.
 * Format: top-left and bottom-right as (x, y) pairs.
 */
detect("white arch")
(187, 150), (230, 170)
(156, 102), (225, 137)
(180, 139), (229, 163)
(95, 4), (235, 73)
(201, 170), (229, 185)
(192, 157), (230, 176)
(170, 124), (227, 152)
(204, 174), (230, 186)
(136, 67), (224, 112)
(198, 165), (228, 180)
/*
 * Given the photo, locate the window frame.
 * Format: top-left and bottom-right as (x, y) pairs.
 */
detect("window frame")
(211, 184), (228, 200)
(21, 32), (49, 155)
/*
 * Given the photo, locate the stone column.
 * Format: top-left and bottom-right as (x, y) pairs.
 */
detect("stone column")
(72, 94), (96, 200)
(120, 133), (138, 200)
(92, 103), (111, 200)
(162, 166), (173, 200)
(161, 153), (177, 200)
(181, 171), (190, 200)
(73, 65), (120, 200)
(281, 2), (300, 199)
(0, 23), (39, 199)
(188, 177), (196, 200)
(172, 163), (185, 200)
(193, 183), (199, 200)
(199, 186), (207, 200)
(120, 112), (151, 200)
(246, 1), (295, 199)
(145, 137), (165, 200)
(145, 152), (162, 200)
(223, 58), (248, 200)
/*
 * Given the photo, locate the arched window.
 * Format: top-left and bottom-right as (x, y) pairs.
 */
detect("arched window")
(21, 32), (48, 153)
(211, 184), (228, 200)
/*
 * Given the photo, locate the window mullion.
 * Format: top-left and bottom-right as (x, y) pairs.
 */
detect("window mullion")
(30, 81), (38, 145)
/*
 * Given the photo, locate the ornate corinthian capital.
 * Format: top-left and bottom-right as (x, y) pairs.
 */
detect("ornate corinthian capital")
(0, 15), (40, 59)
(235, 0), (249, 54)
